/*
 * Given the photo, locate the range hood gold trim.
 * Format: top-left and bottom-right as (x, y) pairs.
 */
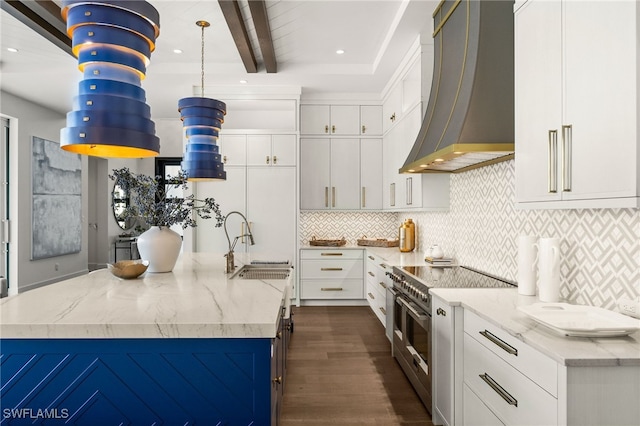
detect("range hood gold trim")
(400, 143), (515, 174)
(433, 0), (462, 37)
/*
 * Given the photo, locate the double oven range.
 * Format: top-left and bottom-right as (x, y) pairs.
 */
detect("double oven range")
(386, 265), (515, 414)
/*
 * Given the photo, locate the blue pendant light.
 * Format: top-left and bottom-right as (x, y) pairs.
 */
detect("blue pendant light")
(179, 20), (227, 181)
(60, 0), (161, 158)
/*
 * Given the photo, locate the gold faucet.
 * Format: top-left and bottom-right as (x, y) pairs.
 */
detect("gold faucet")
(223, 211), (255, 273)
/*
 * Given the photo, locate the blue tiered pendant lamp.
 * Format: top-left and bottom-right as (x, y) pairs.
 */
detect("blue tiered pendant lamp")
(60, 0), (161, 158)
(179, 20), (227, 181)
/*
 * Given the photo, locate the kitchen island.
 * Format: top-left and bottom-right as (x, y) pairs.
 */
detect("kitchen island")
(0, 253), (291, 425)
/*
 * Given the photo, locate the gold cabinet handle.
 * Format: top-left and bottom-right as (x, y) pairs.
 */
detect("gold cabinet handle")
(276, 331), (282, 339)
(548, 129), (558, 193)
(273, 376), (283, 385)
(368, 292), (375, 299)
(321, 252), (343, 256)
(332, 125), (336, 133)
(332, 187), (336, 208)
(223, 155), (228, 164)
(325, 125), (329, 133)
(368, 271), (375, 277)
(362, 125), (366, 134)
(562, 124), (572, 192)
(479, 330), (518, 356)
(273, 155), (277, 164)
(378, 281), (387, 289)
(479, 373), (518, 407)
(379, 307), (386, 315)
(390, 182), (395, 207)
(321, 267), (343, 271)
(266, 155), (270, 164)
(390, 113), (396, 122)
(368, 255), (375, 260)
(379, 263), (387, 269)
(406, 177), (413, 205)
(321, 287), (343, 291)
(325, 187), (329, 208)
(362, 187), (366, 208)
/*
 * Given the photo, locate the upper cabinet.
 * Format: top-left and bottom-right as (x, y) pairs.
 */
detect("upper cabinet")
(246, 134), (296, 166)
(300, 105), (382, 136)
(515, 0), (639, 208)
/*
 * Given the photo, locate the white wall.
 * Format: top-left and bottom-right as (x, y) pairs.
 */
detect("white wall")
(1, 90), (88, 293)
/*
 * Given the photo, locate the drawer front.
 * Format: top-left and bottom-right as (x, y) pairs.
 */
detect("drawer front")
(464, 333), (557, 426)
(366, 279), (387, 323)
(463, 384), (505, 426)
(301, 259), (363, 279)
(463, 310), (557, 396)
(301, 279), (363, 299)
(301, 249), (363, 260)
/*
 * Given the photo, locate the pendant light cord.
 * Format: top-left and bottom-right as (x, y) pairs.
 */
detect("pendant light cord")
(200, 22), (205, 98)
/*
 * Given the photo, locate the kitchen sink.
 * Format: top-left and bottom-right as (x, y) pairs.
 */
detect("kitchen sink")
(231, 264), (291, 280)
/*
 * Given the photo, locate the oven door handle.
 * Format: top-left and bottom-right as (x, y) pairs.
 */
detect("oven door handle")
(397, 296), (430, 328)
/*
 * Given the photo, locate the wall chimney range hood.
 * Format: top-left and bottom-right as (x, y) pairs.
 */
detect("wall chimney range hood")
(401, 0), (515, 174)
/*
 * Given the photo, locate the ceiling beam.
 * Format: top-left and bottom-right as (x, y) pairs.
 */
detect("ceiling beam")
(247, 0), (276, 73)
(217, 0), (258, 73)
(1, 0), (72, 56)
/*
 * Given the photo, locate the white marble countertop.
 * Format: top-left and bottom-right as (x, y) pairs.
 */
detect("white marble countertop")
(0, 253), (290, 339)
(430, 288), (640, 367)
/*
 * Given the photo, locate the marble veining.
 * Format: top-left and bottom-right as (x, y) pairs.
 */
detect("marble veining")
(430, 287), (640, 367)
(0, 253), (290, 339)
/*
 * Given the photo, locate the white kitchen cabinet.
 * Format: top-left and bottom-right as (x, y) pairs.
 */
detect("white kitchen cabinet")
(217, 134), (246, 166)
(383, 83), (402, 134)
(360, 105), (383, 136)
(462, 385), (504, 426)
(300, 138), (360, 210)
(432, 295), (463, 426)
(194, 167), (247, 253)
(515, 0), (640, 208)
(383, 105), (450, 211)
(300, 105), (360, 135)
(300, 249), (364, 300)
(246, 134), (296, 166)
(360, 138), (383, 210)
(365, 251), (391, 326)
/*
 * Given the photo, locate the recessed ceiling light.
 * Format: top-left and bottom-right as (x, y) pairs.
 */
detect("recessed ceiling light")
(336, 49), (345, 55)
(7, 47), (18, 53)
(173, 49), (183, 54)
(239, 79), (248, 84)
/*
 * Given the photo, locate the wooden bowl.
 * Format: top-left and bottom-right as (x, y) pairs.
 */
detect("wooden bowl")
(107, 260), (149, 279)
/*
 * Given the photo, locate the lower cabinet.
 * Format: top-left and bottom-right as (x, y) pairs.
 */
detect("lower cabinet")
(300, 249), (364, 301)
(462, 384), (504, 426)
(365, 251), (392, 326)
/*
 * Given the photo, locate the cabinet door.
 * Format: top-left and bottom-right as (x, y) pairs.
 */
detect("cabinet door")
(194, 167), (246, 253)
(300, 138), (330, 209)
(247, 167), (296, 262)
(463, 384), (505, 426)
(300, 105), (330, 134)
(360, 105), (383, 136)
(218, 134), (247, 166)
(329, 105), (360, 135)
(360, 138), (383, 209)
(514, 0), (562, 203)
(330, 138), (361, 209)
(383, 83), (402, 134)
(433, 297), (455, 426)
(396, 105), (422, 208)
(402, 57), (421, 112)
(562, 1), (637, 200)
(271, 134), (297, 166)
(246, 135), (272, 166)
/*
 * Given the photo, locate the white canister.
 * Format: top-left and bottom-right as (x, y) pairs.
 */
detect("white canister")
(517, 235), (537, 296)
(538, 237), (561, 302)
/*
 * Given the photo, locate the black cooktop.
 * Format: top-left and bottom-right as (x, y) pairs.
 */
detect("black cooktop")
(396, 265), (516, 289)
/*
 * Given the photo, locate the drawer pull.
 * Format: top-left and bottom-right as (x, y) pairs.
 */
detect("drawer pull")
(436, 307), (447, 316)
(321, 253), (343, 256)
(479, 373), (518, 407)
(321, 267), (343, 271)
(321, 287), (343, 291)
(379, 263), (387, 269)
(368, 255), (375, 260)
(379, 307), (386, 315)
(378, 282), (386, 289)
(479, 330), (518, 356)
(368, 271), (375, 277)
(368, 292), (375, 299)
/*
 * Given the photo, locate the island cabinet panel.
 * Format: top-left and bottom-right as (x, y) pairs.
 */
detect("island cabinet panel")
(1, 338), (275, 425)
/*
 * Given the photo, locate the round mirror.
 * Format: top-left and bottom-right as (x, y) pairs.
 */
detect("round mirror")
(112, 184), (136, 230)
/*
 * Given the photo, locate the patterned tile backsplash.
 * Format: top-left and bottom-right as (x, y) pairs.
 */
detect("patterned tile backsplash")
(300, 159), (640, 309)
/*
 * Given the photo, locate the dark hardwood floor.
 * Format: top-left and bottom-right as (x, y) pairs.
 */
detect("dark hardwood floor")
(280, 306), (433, 425)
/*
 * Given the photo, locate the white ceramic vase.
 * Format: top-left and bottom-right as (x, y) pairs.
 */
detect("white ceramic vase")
(136, 226), (182, 273)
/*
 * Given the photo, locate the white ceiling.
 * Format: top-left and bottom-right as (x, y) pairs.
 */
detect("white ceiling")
(0, 0), (436, 118)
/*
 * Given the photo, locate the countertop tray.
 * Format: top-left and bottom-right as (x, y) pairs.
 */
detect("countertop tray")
(518, 303), (640, 337)
(309, 237), (346, 247)
(357, 238), (399, 247)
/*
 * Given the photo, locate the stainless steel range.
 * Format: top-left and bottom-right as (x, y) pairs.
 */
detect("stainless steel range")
(386, 265), (515, 414)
